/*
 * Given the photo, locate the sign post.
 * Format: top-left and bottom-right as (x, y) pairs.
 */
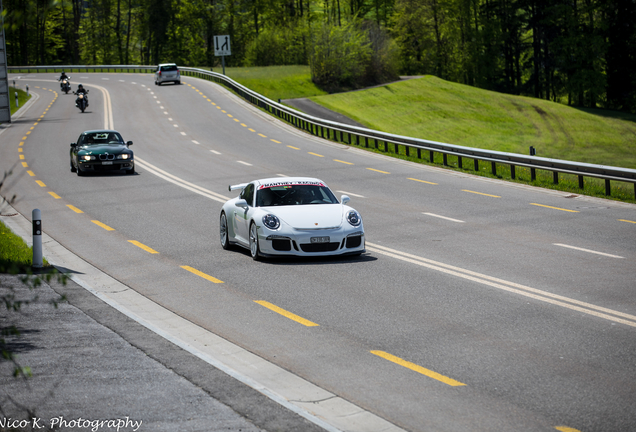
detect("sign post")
(213, 35), (231, 75)
(0, 0), (11, 124)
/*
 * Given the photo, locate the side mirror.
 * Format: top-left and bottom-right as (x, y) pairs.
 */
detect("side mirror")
(236, 199), (248, 209)
(126, 141), (133, 146)
(70, 143), (76, 147)
(341, 195), (350, 205)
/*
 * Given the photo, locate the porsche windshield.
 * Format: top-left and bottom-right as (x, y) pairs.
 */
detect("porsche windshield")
(81, 132), (124, 145)
(256, 183), (338, 206)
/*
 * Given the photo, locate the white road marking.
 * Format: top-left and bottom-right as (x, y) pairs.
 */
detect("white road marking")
(180, 132), (187, 136)
(554, 244), (624, 259)
(367, 243), (636, 328)
(237, 161), (252, 166)
(210, 150), (221, 155)
(422, 212), (465, 223)
(192, 140), (200, 145)
(168, 118), (173, 121)
(337, 190), (365, 198)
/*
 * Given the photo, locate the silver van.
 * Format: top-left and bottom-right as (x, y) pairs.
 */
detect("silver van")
(155, 63), (180, 85)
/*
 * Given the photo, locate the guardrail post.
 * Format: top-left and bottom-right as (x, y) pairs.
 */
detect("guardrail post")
(474, 158), (479, 171)
(417, 148), (421, 159)
(458, 156), (462, 169)
(553, 172), (559, 184)
(429, 151), (434, 163)
(531, 167), (536, 181)
(510, 165), (515, 179)
(443, 153), (448, 166)
(605, 179), (611, 196)
(365, 137), (369, 148)
(492, 162), (497, 176)
(32, 209), (43, 269)
(578, 175), (584, 189)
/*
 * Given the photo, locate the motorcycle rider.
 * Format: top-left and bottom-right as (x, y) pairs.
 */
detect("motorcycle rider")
(58, 71), (70, 91)
(74, 84), (89, 108)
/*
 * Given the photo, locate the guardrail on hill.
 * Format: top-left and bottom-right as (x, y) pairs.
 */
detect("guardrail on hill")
(9, 64), (636, 199)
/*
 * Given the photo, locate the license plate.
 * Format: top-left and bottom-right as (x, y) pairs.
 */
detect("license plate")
(102, 161), (113, 165)
(310, 236), (330, 243)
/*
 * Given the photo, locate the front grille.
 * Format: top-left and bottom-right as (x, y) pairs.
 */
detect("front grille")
(99, 154), (115, 160)
(300, 242), (340, 253)
(271, 239), (292, 251)
(346, 236), (362, 248)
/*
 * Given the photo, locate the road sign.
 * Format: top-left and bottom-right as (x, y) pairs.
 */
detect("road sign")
(214, 35), (231, 57)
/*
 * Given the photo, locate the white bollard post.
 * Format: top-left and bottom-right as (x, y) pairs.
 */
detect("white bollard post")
(32, 209), (43, 269)
(26, 85), (29, 97)
(15, 92), (18, 108)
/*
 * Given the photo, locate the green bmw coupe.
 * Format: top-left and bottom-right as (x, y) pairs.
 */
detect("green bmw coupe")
(70, 130), (135, 176)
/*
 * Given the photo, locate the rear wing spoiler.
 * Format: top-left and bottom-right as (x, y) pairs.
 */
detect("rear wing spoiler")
(228, 183), (248, 192)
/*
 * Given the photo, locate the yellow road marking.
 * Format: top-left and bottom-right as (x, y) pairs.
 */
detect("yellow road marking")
(530, 203), (579, 213)
(19, 155), (24, 160)
(19, 148), (23, 152)
(180, 265), (224, 283)
(27, 170), (35, 176)
(22, 162), (28, 167)
(408, 177), (437, 184)
(248, 128), (256, 132)
(367, 168), (390, 174)
(308, 152), (324, 157)
(234, 118), (240, 122)
(26, 131), (31, 135)
(555, 427), (581, 432)
(287, 145), (300, 150)
(48, 192), (61, 199)
(241, 123), (247, 127)
(463, 189), (501, 198)
(334, 159), (353, 165)
(23, 136), (27, 140)
(371, 350), (466, 387)
(254, 301), (319, 327)
(19, 141), (24, 146)
(222, 110), (227, 113)
(35, 180), (46, 187)
(619, 219), (636, 224)
(128, 240), (159, 254)
(67, 205), (83, 213)
(92, 220), (115, 231)
(227, 113), (233, 117)
(271, 139), (281, 144)
(258, 133), (267, 138)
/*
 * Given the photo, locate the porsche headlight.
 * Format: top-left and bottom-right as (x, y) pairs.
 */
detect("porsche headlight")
(262, 214), (280, 230)
(346, 210), (361, 227)
(81, 155), (95, 161)
(117, 154), (130, 160)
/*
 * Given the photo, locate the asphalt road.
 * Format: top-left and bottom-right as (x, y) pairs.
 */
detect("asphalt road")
(2, 73), (635, 432)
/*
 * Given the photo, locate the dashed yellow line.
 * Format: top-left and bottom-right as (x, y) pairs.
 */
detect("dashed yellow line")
(463, 189), (501, 198)
(128, 240), (159, 254)
(27, 170), (35, 177)
(530, 203), (579, 213)
(22, 162), (28, 167)
(308, 152), (324, 157)
(408, 177), (437, 185)
(180, 265), (224, 283)
(254, 300), (319, 327)
(287, 145), (299, 150)
(67, 205), (83, 213)
(334, 159), (353, 165)
(35, 180), (46, 187)
(48, 192), (61, 199)
(367, 168), (390, 174)
(371, 350), (466, 387)
(92, 220), (115, 231)
(258, 133), (267, 138)
(619, 219), (636, 224)
(271, 139), (281, 144)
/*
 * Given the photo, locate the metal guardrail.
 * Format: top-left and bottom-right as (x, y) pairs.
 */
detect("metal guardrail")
(9, 65), (636, 198)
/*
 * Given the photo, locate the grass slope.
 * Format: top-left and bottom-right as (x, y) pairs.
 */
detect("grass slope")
(309, 75), (636, 169)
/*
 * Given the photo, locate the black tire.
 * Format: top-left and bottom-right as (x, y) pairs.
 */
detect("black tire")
(70, 159), (76, 172)
(76, 167), (84, 176)
(249, 222), (261, 261)
(220, 212), (231, 250)
(126, 166), (135, 175)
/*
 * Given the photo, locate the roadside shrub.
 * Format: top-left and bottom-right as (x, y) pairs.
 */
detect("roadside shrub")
(244, 27), (308, 66)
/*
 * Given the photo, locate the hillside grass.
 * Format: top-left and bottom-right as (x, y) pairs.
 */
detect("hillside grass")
(0, 220), (48, 273)
(221, 65), (327, 101)
(309, 75), (636, 169)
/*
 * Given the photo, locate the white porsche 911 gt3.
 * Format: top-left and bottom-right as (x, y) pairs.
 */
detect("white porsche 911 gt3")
(219, 177), (365, 260)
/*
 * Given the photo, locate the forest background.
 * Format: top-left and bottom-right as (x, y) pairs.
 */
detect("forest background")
(2, 0), (636, 112)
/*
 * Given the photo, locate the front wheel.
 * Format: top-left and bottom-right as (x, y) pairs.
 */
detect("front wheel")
(220, 212), (231, 250)
(249, 222), (261, 261)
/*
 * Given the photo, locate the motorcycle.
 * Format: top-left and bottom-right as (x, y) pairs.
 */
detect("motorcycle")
(60, 77), (71, 94)
(73, 90), (89, 113)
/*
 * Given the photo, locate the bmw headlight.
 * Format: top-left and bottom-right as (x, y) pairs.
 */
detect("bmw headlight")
(117, 154), (130, 160)
(346, 210), (361, 227)
(81, 155), (95, 161)
(262, 214), (280, 230)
